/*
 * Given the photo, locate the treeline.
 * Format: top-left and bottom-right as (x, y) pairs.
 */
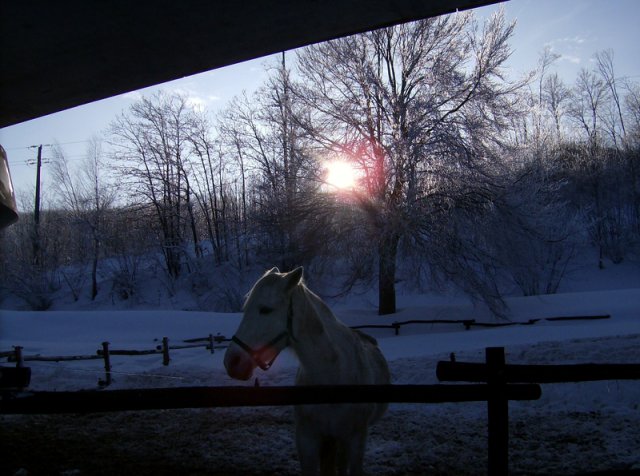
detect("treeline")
(1, 11), (638, 314)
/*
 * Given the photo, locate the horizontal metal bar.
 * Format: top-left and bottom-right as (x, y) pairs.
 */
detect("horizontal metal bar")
(0, 384), (541, 414)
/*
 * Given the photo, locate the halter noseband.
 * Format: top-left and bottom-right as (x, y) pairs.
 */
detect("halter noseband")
(231, 299), (296, 371)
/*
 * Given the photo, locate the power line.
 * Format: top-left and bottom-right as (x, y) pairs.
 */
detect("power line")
(25, 158), (52, 166)
(4, 145), (42, 152)
(5, 161), (34, 168)
(4, 139), (92, 152)
(27, 143), (53, 149)
(6, 143), (90, 167)
(55, 140), (94, 147)
(7, 154), (85, 167)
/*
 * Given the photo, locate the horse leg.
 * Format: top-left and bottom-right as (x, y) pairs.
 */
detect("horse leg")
(319, 437), (338, 476)
(336, 441), (348, 476)
(296, 424), (323, 476)
(344, 430), (368, 476)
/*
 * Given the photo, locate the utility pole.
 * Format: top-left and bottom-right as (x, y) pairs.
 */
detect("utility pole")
(34, 144), (42, 226)
(29, 144), (48, 265)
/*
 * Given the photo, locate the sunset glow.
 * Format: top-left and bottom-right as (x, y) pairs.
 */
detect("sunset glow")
(325, 160), (357, 190)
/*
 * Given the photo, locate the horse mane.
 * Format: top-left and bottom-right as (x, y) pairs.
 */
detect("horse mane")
(352, 328), (379, 346)
(299, 284), (336, 323)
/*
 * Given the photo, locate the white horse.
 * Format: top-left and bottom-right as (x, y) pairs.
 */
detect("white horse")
(224, 267), (390, 476)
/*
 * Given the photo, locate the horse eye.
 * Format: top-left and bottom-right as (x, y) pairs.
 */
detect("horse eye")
(259, 306), (274, 315)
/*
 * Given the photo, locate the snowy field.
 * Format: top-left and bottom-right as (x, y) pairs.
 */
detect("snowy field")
(1, 261), (640, 475)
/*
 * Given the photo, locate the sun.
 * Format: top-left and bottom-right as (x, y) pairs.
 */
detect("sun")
(325, 160), (357, 190)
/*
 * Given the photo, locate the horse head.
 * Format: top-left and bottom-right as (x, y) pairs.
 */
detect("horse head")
(224, 267), (303, 380)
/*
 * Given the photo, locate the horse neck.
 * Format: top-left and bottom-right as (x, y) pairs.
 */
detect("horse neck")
(290, 285), (344, 377)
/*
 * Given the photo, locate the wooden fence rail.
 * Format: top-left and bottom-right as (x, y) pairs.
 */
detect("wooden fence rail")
(1, 335), (232, 386)
(351, 314), (610, 335)
(437, 361), (640, 383)
(0, 382), (541, 414)
(1, 314), (611, 369)
(0, 366), (31, 388)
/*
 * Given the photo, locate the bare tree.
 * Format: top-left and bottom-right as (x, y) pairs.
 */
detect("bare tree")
(529, 47), (561, 147)
(109, 92), (196, 279)
(569, 68), (609, 146)
(595, 49), (626, 147)
(543, 72), (572, 141)
(50, 137), (116, 300)
(217, 105), (250, 267)
(295, 10), (524, 314)
(625, 81), (640, 140)
(566, 67), (630, 267)
(493, 151), (582, 296)
(218, 57), (321, 270)
(1, 191), (62, 309)
(188, 109), (228, 264)
(623, 81), (640, 230)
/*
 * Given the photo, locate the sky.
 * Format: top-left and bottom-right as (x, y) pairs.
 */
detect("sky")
(1, 0), (639, 206)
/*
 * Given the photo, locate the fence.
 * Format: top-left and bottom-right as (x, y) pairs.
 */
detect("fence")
(3, 345), (640, 475)
(0, 314), (610, 385)
(0, 346), (540, 475)
(351, 314), (611, 335)
(436, 348), (640, 475)
(2, 312), (638, 476)
(1, 334), (231, 387)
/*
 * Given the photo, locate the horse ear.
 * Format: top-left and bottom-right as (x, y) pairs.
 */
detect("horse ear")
(266, 267), (280, 276)
(285, 266), (303, 291)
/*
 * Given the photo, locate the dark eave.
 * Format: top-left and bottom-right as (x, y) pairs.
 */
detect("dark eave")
(0, 0), (505, 127)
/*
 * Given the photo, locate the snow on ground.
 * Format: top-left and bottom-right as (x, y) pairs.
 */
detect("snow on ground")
(1, 261), (639, 475)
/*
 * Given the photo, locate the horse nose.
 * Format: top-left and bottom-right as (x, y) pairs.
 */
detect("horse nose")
(224, 348), (254, 381)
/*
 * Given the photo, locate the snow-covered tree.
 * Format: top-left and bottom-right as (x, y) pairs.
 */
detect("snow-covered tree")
(295, 10), (525, 314)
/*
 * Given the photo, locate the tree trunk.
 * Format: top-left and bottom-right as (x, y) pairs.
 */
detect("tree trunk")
(91, 237), (99, 300)
(378, 231), (399, 315)
(185, 182), (202, 259)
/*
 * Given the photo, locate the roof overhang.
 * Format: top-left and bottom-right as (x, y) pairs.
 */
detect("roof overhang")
(0, 0), (505, 127)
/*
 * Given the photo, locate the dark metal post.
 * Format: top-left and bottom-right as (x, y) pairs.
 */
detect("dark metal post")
(102, 342), (112, 386)
(14, 346), (24, 368)
(32, 145), (43, 265)
(487, 347), (508, 476)
(162, 337), (170, 366)
(33, 145), (42, 225)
